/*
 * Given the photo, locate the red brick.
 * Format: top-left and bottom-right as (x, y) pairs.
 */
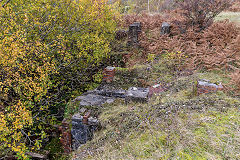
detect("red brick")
(59, 119), (72, 153)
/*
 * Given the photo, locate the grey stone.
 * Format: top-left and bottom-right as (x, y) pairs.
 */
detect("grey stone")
(71, 113), (99, 150)
(126, 87), (149, 103)
(94, 84), (126, 98)
(87, 117), (99, 125)
(161, 22), (171, 35)
(79, 101), (92, 106)
(72, 113), (99, 126)
(78, 94), (115, 106)
(198, 80), (222, 89)
(71, 125), (89, 150)
(95, 89), (126, 98)
(128, 22), (141, 46)
(72, 113), (83, 123)
(74, 84), (126, 108)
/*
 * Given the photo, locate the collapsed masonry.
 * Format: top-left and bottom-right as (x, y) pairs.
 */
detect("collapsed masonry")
(71, 112), (99, 150)
(60, 67), (225, 152)
(70, 84), (153, 150)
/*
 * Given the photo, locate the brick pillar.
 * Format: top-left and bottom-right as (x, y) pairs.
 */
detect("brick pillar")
(196, 80), (224, 95)
(59, 119), (72, 154)
(102, 66), (115, 83)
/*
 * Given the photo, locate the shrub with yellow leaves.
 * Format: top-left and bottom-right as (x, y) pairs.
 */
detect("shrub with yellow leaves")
(0, 0), (118, 159)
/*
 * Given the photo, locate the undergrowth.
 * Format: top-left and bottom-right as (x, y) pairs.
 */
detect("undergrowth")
(72, 4), (240, 159)
(73, 59), (240, 159)
(119, 11), (240, 94)
(74, 88), (240, 159)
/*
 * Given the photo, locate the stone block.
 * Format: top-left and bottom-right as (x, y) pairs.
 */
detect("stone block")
(71, 113), (100, 150)
(128, 22), (141, 46)
(161, 22), (171, 35)
(76, 94), (115, 106)
(125, 87), (149, 103)
(94, 86), (126, 98)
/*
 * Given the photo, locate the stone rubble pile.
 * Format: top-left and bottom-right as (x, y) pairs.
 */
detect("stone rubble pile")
(70, 84), (153, 150)
(60, 65), (224, 152)
(71, 113), (99, 150)
(74, 84), (153, 107)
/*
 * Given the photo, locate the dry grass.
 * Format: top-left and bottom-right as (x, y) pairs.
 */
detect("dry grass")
(119, 12), (240, 94)
(227, 1), (240, 12)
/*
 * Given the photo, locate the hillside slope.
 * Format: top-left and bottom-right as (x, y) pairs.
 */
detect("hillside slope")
(71, 11), (240, 160)
(71, 61), (240, 159)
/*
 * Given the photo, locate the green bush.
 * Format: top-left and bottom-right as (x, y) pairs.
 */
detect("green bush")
(0, 0), (118, 158)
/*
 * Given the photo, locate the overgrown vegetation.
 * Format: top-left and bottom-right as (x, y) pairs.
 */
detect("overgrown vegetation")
(73, 61), (240, 159)
(178, 0), (232, 31)
(120, 3), (240, 93)
(0, 0), (239, 159)
(0, 0), (117, 158)
(72, 0), (240, 159)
